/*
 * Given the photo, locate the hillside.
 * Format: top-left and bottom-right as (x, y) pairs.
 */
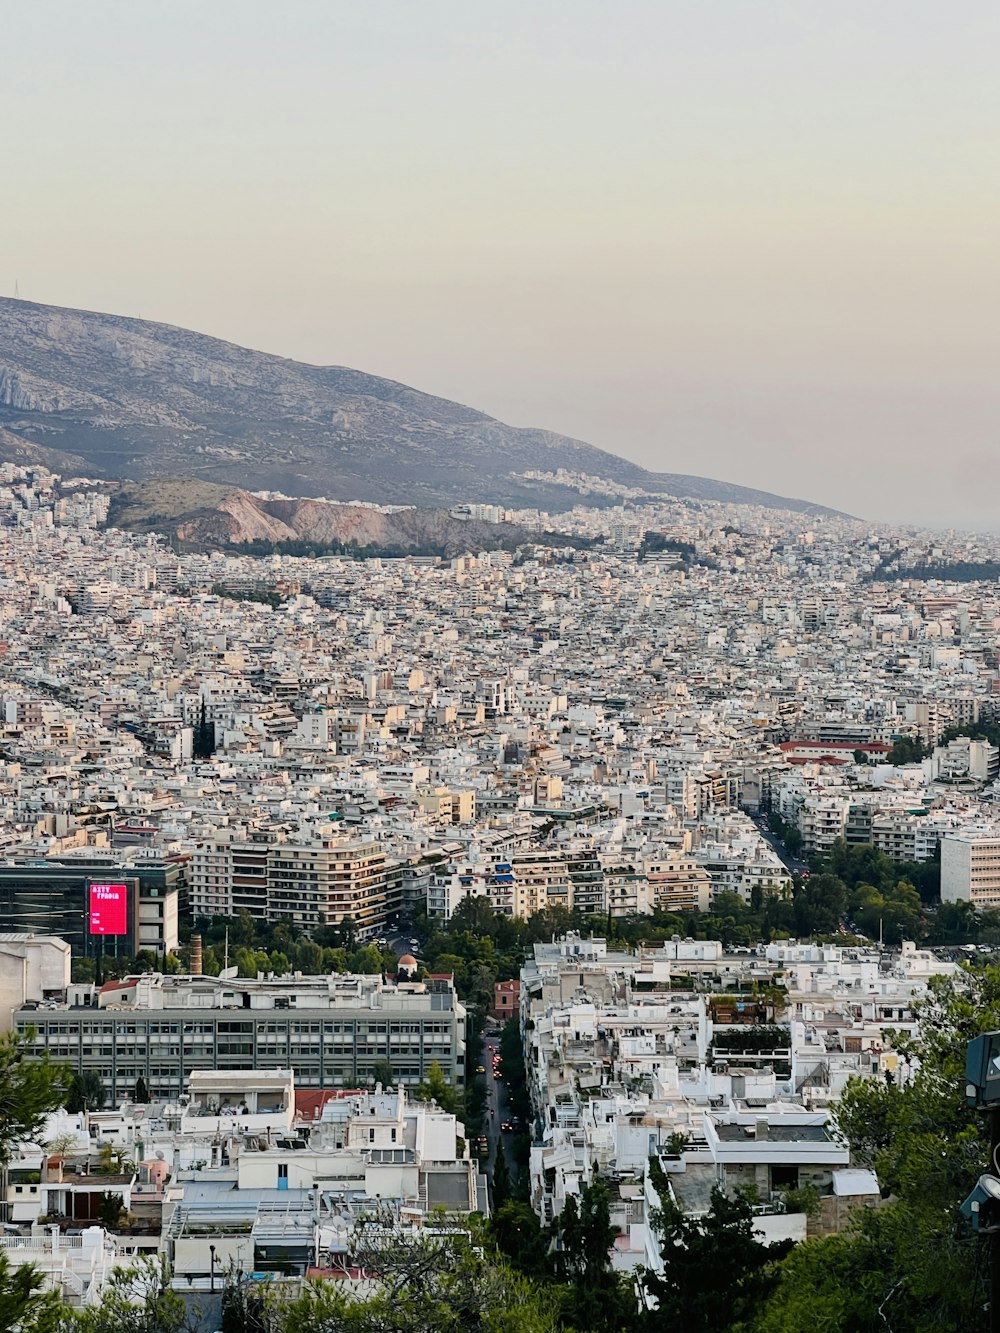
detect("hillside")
(106, 480), (552, 557)
(0, 297), (842, 516)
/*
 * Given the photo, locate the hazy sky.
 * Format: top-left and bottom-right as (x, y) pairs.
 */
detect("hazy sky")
(4, 1), (999, 526)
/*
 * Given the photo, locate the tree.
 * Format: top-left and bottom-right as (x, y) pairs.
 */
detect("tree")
(640, 1177), (790, 1332)
(97, 1191), (125, 1231)
(66, 1070), (106, 1114)
(346, 944), (383, 975)
(0, 1030), (72, 1163)
(221, 1273), (271, 1333)
(70, 1258), (197, 1333)
(490, 1202), (549, 1279)
(753, 963), (1000, 1331)
(133, 1074), (149, 1104)
(0, 1249), (64, 1333)
(887, 735), (924, 765)
(491, 1144), (511, 1213)
(551, 1177), (632, 1333)
(270, 1217), (559, 1333)
(450, 895), (502, 939)
(792, 873), (847, 937)
(193, 698), (215, 759)
(370, 1059), (395, 1090)
(45, 1131), (78, 1165)
(414, 1060), (460, 1116)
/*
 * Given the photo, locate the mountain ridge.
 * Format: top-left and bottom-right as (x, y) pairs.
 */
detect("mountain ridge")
(0, 296), (844, 517)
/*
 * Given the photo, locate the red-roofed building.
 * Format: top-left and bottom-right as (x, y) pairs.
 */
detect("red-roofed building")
(779, 741), (891, 766)
(294, 1088), (363, 1124)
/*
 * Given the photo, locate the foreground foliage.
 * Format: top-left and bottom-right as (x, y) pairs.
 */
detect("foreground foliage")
(749, 964), (997, 1332)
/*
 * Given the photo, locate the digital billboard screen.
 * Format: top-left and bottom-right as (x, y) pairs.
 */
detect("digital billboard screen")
(88, 882), (128, 936)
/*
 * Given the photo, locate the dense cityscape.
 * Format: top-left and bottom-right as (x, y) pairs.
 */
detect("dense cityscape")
(0, 463), (999, 1329)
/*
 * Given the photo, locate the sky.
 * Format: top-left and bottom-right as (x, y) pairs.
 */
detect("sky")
(3, 1), (999, 526)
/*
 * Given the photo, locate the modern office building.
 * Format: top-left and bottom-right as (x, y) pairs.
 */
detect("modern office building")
(15, 969), (467, 1105)
(0, 856), (182, 956)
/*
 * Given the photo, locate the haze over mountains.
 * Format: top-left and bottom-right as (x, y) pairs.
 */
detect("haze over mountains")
(0, 298), (839, 517)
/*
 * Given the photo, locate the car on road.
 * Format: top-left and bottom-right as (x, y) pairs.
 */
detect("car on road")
(500, 1121), (513, 1132)
(494, 1070), (503, 1080)
(476, 1064), (486, 1074)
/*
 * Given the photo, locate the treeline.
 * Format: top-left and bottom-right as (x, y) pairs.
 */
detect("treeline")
(871, 558), (1000, 583)
(210, 583), (285, 607)
(637, 533), (696, 563)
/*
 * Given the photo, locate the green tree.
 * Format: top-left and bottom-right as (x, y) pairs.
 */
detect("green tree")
(0, 1249), (64, 1333)
(450, 894), (502, 939)
(97, 1192), (125, 1231)
(370, 1059), (395, 1089)
(491, 1145), (511, 1213)
(753, 963), (1000, 1331)
(221, 1273), (270, 1333)
(886, 735), (925, 765)
(346, 944), (383, 975)
(0, 1012), (76, 1331)
(133, 1074), (148, 1104)
(792, 873), (848, 937)
(490, 1202), (549, 1279)
(414, 1060), (460, 1116)
(0, 1030), (72, 1160)
(70, 1258), (195, 1333)
(551, 1177), (632, 1333)
(65, 1070), (106, 1114)
(640, 1177), (790, 1332)
(271, 1220), (558, 1333)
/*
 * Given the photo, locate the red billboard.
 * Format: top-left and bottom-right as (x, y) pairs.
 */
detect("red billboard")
(88, 882), (128, 936)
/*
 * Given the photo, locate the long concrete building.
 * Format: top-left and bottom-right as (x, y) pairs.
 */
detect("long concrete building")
(16, 969), (467, 1105)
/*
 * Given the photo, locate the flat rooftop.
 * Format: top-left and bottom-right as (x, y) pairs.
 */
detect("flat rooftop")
(716, 1123), (830, 1143)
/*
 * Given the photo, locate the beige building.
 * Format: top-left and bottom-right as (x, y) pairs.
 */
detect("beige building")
(941, 829), (1000, 908)
(191, 829), (400, 936)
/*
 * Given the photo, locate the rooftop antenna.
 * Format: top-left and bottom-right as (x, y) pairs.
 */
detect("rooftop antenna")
(224, 924), (229, 972)
(14, 280), (19, 299)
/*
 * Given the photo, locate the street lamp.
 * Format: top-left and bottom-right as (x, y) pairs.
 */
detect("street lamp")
(209, 1244), (216, 1293)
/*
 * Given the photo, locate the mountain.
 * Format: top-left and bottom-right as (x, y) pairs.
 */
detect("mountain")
(0, 297), (841, 515)
(105, 479), (563, 557)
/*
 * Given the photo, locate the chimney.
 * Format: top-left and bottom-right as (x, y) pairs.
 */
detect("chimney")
(190, 934), (203, 974)
(755, 1119), (769, 1141)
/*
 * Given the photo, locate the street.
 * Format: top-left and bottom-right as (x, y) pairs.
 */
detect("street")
(757, 823), (810, 875)
(481, 1033), (518, 1178)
